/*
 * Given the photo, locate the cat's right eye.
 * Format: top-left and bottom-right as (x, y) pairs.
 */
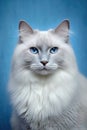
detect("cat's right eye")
(50, 47), (58, 54)
(30, 47), (39, 54)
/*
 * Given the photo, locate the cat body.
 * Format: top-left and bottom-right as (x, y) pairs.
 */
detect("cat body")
(9, 20), (87, 130)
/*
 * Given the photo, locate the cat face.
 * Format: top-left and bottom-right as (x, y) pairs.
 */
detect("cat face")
(22, 33), (61, 75)
(13, 20), (76, 76)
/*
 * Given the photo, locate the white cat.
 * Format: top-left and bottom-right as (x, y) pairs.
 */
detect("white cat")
(9, 20), (87, 130)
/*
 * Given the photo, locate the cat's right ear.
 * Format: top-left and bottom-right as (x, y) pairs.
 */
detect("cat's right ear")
(52, 20), (70, 43)
(19, 21), (33, 43)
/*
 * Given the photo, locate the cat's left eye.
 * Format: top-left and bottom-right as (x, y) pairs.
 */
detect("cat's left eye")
(50, 47), (58, 54)
(30, 47), (39, 54)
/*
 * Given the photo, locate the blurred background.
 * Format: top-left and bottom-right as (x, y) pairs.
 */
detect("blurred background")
(0, 0), (87, 129)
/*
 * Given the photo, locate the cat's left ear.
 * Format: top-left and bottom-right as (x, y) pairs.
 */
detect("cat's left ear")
(19, 21), (33, 42)
(54, 20), (70, 43)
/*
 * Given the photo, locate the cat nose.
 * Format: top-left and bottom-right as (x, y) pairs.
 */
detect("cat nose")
(40, 60), (48, 66)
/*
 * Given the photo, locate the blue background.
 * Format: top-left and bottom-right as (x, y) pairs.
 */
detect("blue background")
(0, 0), (87, 129)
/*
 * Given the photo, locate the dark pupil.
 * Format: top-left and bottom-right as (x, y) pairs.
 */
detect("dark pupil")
(53, 48), (56, 51)
(33, 48), (37, 52)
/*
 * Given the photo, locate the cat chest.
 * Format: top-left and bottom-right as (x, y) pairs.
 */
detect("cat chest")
(22, 109), (79, 130)
(18, 84), (60, 120)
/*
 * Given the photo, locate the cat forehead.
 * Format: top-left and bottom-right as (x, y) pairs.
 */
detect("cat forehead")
(25, 30), (63, 47)
(35, 31), (52, 46)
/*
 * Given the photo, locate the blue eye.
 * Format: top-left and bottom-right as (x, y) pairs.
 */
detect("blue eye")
(50, 47), (58, 54)
(30, 47), (39, 54)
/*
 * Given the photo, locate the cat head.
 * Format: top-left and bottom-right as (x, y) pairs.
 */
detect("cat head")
(12, 20), (77, 76)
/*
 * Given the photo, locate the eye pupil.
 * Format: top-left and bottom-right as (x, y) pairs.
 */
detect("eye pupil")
(50, 47), (58, 54)
(30, 47), (39, 54)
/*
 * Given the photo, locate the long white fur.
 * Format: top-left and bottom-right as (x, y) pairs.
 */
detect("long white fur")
(9, 20), (87, 130)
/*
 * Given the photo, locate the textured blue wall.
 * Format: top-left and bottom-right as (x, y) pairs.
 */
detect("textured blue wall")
(0, 0), (87, 129)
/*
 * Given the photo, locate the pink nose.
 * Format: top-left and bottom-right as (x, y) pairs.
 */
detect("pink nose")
(40, 61), (48, 66)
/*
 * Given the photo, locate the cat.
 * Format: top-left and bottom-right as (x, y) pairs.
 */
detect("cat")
(8, 20), (87, 130)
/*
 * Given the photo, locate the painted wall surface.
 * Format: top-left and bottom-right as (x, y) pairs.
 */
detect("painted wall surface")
(0, 0), (87, 129)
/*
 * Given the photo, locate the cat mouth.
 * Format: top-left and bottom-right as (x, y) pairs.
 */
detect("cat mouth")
(40, 67), (55, 74)
(30, 64), (58, 75)
(42, 67), (47, 70)
(39, 65), (57, 72)
(39, 68), (50, 75)
(33, 66), (51, 75)
(41, 66), (52, 71)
